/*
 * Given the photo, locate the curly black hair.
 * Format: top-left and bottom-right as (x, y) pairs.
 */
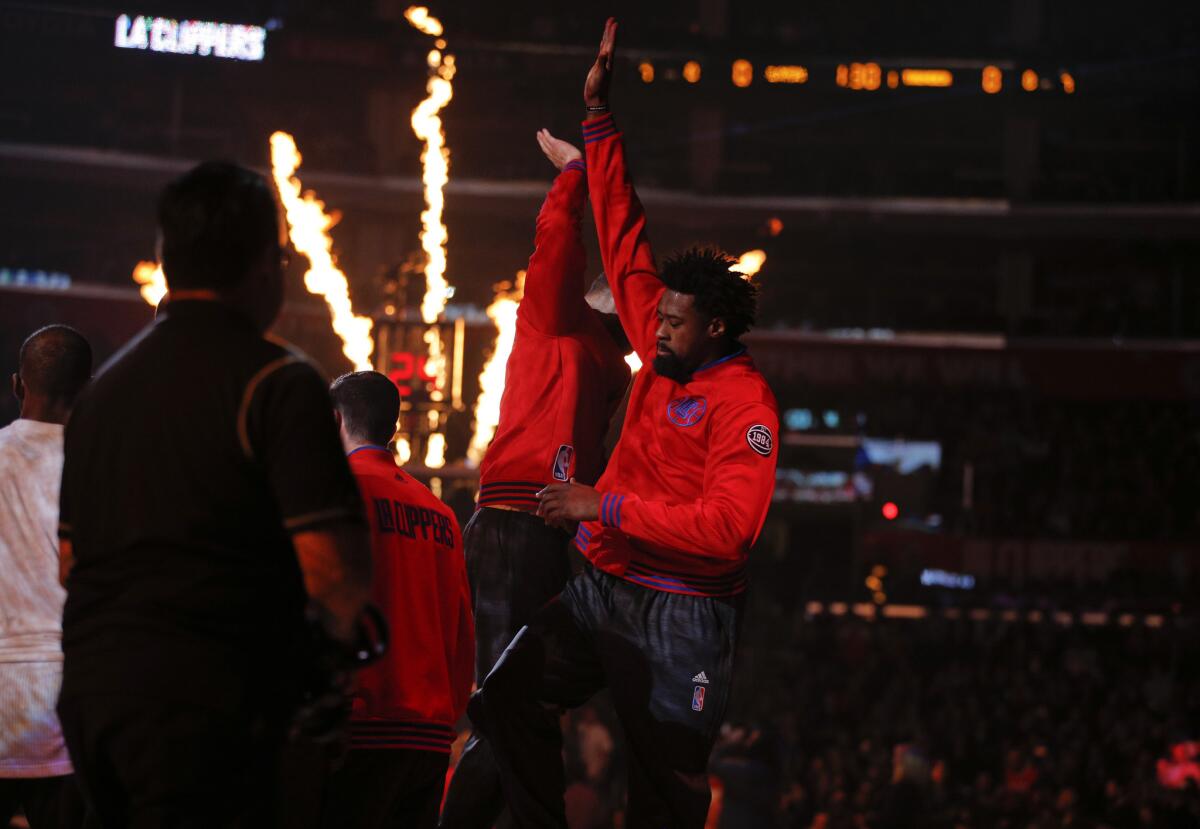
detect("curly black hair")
(657, 245), (759, 339)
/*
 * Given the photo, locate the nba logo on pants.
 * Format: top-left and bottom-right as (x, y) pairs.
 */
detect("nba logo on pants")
(692, 685), (706, 712)
(552, 444), (574, 481)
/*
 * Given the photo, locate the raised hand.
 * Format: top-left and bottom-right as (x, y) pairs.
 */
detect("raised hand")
(536, 128), (582, 171)
(584, 17), (618, 110)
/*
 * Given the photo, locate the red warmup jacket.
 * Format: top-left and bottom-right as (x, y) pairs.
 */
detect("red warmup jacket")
(573, 113), (780, 598)
(347, 447), (474, 753)
(477, 161), (631, 510)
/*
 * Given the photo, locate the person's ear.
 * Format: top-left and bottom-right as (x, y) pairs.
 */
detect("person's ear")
(12, 373), (23, 402)
(332, 409), (355, 451)
(708, 317), (726, 339)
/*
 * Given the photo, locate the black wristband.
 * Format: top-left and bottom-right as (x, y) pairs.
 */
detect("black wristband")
(586, 104), (610, 113)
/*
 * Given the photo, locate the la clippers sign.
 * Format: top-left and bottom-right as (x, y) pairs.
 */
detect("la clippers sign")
(114, 14), (267, 62)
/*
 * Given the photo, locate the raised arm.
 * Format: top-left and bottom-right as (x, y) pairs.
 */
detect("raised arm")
(583, 18), (662, 362)
(518, 130), (590, 335)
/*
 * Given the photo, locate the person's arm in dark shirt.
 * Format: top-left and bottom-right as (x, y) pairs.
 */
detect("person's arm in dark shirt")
(58, 430), (75, 586)
(244, 358), (371, 642)
(292, 526), (370, 643)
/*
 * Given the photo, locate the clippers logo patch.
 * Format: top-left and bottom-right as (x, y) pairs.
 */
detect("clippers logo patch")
(746, 424), (774, 457)
(552, 444), (575, 481)
(667, 396), (707, 427)
(692, 685), (706, 712)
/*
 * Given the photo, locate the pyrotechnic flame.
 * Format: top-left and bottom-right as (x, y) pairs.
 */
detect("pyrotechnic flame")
(467, 271), (525, 464)
(269, 131), (373, 371)
(424, 409), (446, 467)
(407, 23), (455, 328)
(404, 6), (443, 36)
(407, 5), (456, 464)
(395, 437), (413, 465)
(424, 434), (446, 467)
(732, 249), (767, 279)
(133, 260), (167, 306)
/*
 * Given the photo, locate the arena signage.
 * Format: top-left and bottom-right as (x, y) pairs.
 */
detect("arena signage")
(113, 14), (267, 62)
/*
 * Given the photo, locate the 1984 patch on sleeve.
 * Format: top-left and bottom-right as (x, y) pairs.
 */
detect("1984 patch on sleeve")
(746, 424), (774, 456)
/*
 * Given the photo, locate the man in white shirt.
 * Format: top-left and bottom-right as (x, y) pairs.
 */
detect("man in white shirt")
(1, 325), (92, 828)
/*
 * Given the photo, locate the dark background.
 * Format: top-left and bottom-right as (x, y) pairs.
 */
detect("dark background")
(2, 0), (1198, 339)
(3, 0), (1198, 586)
(3, 3), (1200, 826)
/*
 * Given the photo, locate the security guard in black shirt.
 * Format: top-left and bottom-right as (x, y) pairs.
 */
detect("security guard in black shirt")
(56, 162), (373, 828)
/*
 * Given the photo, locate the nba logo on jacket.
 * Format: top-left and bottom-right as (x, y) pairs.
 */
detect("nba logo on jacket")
(691, 685), (706, 712)
(667, 396), (707, 427)
(552, 444), (574, 481)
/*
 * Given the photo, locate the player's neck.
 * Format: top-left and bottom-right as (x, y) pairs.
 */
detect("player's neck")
(19, 398), (70, 425)
(344, 440), (390, 457)
(693, 340), (741, 371)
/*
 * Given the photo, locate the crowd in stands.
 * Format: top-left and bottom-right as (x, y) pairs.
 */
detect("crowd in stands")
(508, 605), (1200, 828)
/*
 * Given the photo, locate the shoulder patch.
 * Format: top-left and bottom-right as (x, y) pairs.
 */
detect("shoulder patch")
(746, 424), (774, 457)
(667, 395), (708, 427)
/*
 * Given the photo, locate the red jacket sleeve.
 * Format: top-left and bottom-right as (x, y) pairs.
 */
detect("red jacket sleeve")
(517, 163), (589, 336)
(597, 401), (779, 561)
(447, 535), (475, 720)
(584, 114), (663, 363)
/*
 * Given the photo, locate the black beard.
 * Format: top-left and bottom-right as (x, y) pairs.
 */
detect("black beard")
(652, 352), (692, 384)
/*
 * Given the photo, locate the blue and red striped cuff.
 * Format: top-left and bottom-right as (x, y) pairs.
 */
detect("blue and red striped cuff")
(573, 521), (593, 553)
(582, 113), (618, 144)
(349, 720), (456, 753)
(599, 492), (625, 528)
(477, 480), (541, 511)
(563, 159), (586, 174)
(622, 561), (748, 597)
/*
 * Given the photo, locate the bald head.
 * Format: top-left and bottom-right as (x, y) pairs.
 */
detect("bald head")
(584, 272), (630, 353)
(584, 272), (615, 315)
(16, 326), (93, 415)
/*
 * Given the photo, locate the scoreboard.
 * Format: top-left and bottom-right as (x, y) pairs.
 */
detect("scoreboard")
(373, 317), (468, 404)
(635, 56), (1077, 96)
